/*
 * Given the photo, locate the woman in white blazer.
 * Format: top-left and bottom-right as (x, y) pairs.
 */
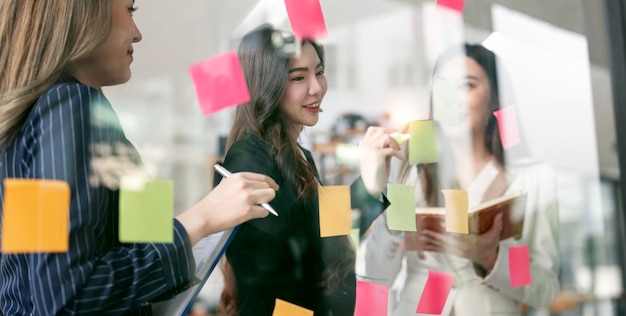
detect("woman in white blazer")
(359, 43), (560, 316)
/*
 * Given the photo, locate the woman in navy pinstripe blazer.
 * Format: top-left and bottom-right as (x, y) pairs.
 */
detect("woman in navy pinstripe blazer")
(0, 1), (278, 315)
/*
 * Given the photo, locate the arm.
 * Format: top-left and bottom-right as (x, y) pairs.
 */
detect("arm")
(364, 215), (405, 287)
(220, 138), (293, 315)
(350, 176), (389, 237)
(27, 83), (195, 314)
(481, 166), (560, 307)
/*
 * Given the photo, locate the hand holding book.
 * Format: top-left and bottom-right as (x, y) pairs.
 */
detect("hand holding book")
(402, 192), (527, 254)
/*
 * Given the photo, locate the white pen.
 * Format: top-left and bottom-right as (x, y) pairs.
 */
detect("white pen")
(213, 164), (279, 217)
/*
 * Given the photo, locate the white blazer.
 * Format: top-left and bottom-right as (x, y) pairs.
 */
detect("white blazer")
(363, 158), (560, 316)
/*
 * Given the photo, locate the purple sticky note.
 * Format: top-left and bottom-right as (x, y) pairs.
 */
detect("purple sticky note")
(493, 107), (521, 150)
(436, 0), (465, 12)
(189, 50), (250, 116)
(509, 244), (533, 288)
(416, 271), (454, 315)
(284, 0), (328, 40)
(355, 280), (388, 316)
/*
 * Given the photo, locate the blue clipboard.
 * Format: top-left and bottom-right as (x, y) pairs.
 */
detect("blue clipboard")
(151, 226), (239, 315)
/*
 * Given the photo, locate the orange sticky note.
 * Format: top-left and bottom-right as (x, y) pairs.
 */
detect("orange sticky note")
(441, 189), (468, 234)
(493, 107), (521, 150)
(189, 50), (250, 116)
(355, 280), (388, 316)
(416, 270), (455, 314)
(318, 185), (352, 237)
(2, 179), (70, 253)
(284, 0), (328, 40)
(509, 244), (533, 287)
(273, 299), (313, 316)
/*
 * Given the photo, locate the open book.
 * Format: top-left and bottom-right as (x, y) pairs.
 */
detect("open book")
(414, 192), (527, 239)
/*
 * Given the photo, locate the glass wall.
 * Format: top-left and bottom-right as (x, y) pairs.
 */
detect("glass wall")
(104, 0), (624, 314)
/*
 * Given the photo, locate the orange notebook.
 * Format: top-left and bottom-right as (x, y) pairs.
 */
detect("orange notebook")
(405, 192), (527, 250)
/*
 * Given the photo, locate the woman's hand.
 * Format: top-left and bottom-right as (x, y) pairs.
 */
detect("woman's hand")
(177, 172), (279, 245)
(359, 126), (405, 197)
(420, 213), (503, 272)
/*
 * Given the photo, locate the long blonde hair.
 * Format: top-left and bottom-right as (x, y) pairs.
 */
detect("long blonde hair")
(0, 0), (112, 151)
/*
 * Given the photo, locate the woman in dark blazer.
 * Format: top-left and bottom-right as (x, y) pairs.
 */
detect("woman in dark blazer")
(216, 25), (402, 315)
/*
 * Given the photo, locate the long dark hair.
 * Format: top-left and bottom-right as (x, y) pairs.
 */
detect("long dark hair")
(219, 25), (354, 315)
(226, 24), (323, 200)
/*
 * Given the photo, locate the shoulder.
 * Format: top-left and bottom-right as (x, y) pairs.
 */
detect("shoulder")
(509, 159), (556, 180)
(228, 133), (272, 157)
(31, 81), (107, 121)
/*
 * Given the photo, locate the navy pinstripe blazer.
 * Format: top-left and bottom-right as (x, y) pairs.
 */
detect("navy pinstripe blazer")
(0, 80), (195, 315)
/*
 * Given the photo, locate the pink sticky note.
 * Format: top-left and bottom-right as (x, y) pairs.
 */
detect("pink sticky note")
(355, 280), (388, 316)
(493, 107), (521, 150)
(436, 0), (465, 12)
(509, 244), (532, 287)
(189, 50), (250, 116)
(416, 271), (454, 315)
(284, 0), (328, 40)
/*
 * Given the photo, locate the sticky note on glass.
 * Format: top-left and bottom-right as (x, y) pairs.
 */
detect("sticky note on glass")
(416, 270), (455, 314)
(391, 132), (411, 145)
(189, 50), (250, 116)
(119, 177), (173, 243)
(493, 107), (521, 150)
(509, 244), (532, 287)
(436, 0), (465, 13)
(318, 185), (352, 237)
(387, 184), (417, 231)
(284, 0), (328, 40)
(409, 120), (439, 164)
(273, 298), (313, 316)
(355, 280), (388, 316)
(351, 228), (360, 250)
(432, 77), (461, 125)
(441, 189), (468, 234)
(2, 179), (70, 253)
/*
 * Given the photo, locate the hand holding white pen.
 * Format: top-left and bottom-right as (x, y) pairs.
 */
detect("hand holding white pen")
(214, 164), (279, 216)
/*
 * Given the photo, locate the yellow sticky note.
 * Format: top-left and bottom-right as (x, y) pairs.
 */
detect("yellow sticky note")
(432, 76), (461, 125)
(391, 132), (411, 145)
(318, 185), (352, 238)
(119, 177), (174, 243)
(409, 120), (439, 164)
(441, 189), (468, 234)
(2, 179), (70, 253)
(273, 299), (314, 316)
(387, 183), (417, 231)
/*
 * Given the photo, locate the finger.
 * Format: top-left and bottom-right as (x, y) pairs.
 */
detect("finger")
(380, 147), (404, 160)
(249, 205), (271, 219)
(235, 172), (280, 191)
(250, 187), (278, 205)
(483, 213), (504, 236)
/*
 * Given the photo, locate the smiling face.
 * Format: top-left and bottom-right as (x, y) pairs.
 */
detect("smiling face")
(437, 55), (492, 138)
(280, 42), (327, 131)
(71, 0), (142, 88)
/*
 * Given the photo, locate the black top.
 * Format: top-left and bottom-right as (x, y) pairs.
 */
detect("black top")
(217, 132), (388, 315)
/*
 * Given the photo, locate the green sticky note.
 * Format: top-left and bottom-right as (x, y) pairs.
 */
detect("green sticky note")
(409, 120), (439, 164)
(386, 183), (417, 231)
(351, 228), (360, 251)
(119, 177), (174, 243)
(432, 76), (461, 125)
